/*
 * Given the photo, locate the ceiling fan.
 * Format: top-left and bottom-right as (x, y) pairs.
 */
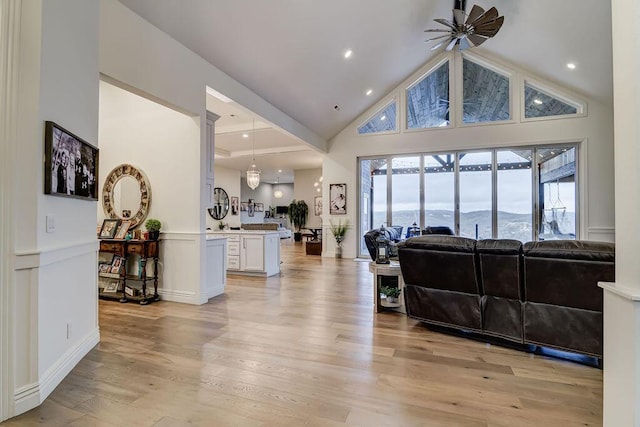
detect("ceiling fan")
(424, 0), (504, 51)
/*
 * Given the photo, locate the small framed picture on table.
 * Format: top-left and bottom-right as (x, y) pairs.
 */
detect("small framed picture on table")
(99, 218), (121, 239)
(103, 281), (119, 293)
(114, 220), (131, 239)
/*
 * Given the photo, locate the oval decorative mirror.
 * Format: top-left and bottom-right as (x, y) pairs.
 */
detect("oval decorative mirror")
(102, 164), (151, 228)
(208, 187), (229, 220)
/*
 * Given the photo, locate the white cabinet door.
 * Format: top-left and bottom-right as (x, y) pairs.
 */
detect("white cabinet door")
(241, 235), (264, 271)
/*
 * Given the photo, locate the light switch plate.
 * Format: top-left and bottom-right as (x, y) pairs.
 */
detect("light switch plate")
(46, 215), (55, 233)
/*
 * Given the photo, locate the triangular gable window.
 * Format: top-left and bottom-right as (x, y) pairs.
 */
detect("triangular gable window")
(406, 61), (449, 129)
(524, 81), (580, 118)
(463, 58), (510, 123)
(357, 100), (397, 135)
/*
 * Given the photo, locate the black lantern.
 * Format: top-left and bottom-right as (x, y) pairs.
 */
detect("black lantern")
(376, 226), (390, 264)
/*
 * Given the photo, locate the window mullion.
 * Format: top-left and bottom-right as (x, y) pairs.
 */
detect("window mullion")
(492, 149), (498, 238)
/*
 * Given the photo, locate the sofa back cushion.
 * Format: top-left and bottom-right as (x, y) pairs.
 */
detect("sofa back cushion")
(398, 236), (480, 294)
(477, 239), (523, 300)
(523, 240), (614, 311)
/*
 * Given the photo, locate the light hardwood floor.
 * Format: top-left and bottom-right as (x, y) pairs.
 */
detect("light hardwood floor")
(3, 240), (602, 426)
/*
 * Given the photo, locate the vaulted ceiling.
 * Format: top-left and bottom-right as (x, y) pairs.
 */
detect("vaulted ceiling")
(117, 0), (613, 181)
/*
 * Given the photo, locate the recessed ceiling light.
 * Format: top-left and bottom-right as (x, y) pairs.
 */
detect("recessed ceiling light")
(534, 99), (543, 105)
(566, 63), (576, 70)
(380, 115), (386, 121)
(344, 49), (353, 59)
(366, 89), (373, 96)
(316, 188), (321, 193)
(242, 133), (249, 138)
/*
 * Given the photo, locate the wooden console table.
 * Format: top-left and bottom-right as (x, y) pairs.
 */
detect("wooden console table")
(369, 261), (405, 314)
(98, 239), (160, 305)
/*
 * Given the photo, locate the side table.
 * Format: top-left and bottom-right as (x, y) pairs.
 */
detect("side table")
(369, 261), (405, 314)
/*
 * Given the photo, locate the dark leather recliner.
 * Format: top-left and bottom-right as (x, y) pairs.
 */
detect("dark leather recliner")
(523, 240), (614, 357)
(422, 226), (455, 236)
(477, 239), (524, 343)
(399, 235), (482, 332)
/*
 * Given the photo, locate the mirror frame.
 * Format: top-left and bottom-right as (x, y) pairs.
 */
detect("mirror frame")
(208, 187), (230, 220)
(102, 164), (151, 229)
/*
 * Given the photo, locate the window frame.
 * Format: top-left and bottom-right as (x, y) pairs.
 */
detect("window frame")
(403, 57), (453, 132)
(356, 96), (400, 136)
(456, 52), (516, 128)
(521, 78), (587, 123)
(357, 142), (581, 258)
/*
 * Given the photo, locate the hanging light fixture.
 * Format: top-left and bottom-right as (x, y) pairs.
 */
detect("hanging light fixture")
(246, 118), (261, 190)
(273, 174), (283, 199)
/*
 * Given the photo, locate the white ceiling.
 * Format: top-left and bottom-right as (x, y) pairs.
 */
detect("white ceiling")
(119, 0), (613, 177)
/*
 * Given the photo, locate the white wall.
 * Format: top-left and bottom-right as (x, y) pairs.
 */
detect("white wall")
(99, 81), (203, 304)
(323, 51), (615, 259)
(8, 0), (101, 418)
(208, 165), (241, 230)
(294, 168), (323, 232)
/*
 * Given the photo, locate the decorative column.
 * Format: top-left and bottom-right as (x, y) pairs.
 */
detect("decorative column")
(0, 0), (21, 421)
(600, 0), (640, 425)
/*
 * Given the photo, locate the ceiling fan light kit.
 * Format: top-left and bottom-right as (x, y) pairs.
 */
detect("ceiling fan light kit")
(424, 1), (504, 52)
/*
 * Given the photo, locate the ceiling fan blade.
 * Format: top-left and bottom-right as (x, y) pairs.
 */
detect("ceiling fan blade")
(467, 33), (488, 46)
(473, 17), (504, 37)
(445, 38), (459, 51)
(453, 9), (466, 26)
(466, 5), (485, 24)
(469, 7), (499, 27)
(424, 28), (452, 33)
(425, 34), (451, 43)
(431, 40), (447, 50)
(434, 18), (458, 31)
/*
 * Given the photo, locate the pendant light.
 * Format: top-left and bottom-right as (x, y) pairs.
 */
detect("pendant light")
(274, 175), (283, 199)
(246, 118), (261, 190)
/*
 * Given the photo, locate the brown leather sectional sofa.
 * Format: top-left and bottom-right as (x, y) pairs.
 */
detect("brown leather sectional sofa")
(398, 236), (615, 358)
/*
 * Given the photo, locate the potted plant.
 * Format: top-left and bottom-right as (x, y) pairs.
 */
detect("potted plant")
(218, 221), (227, 230)
(380, 285), (402, 305)
(288, 199), (308, 242)
(329, 219), (349, 258)
(145, 218), (162, 240)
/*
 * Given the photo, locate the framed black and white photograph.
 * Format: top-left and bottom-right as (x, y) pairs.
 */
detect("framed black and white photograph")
(44, 121), (99, 200)
(255, 203), (264, 212)
(99, 219), (121, 239)
(314, 196), (323, 216)
(329, 183), (347, 215)
(231, 196), (239, 215)
(240, 202), (248, 212)
(248, 199), (255, 217)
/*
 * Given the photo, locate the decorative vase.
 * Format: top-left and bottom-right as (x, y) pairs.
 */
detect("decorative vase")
(335, 245), (342, 258)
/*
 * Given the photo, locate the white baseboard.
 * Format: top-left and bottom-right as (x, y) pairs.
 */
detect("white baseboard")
(13, 328), (99, 416)
(158, 289), (199, 305)
(40, 327), (100, 402)
(13, 383), (40, 416)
